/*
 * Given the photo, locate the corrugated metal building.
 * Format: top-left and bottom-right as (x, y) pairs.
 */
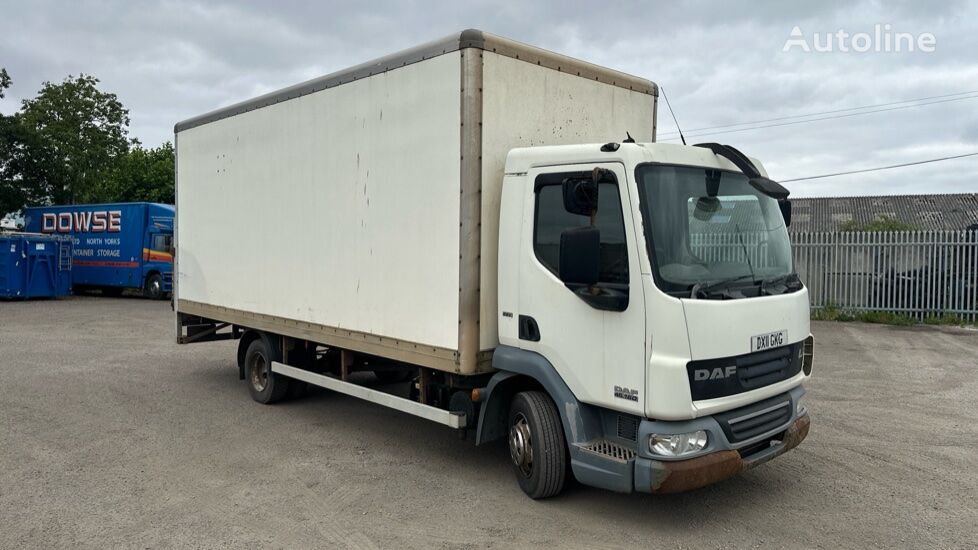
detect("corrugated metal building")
(789, 193), (978, 233)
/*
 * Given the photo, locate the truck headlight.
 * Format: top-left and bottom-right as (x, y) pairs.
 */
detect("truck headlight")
(649, 430), (708, 457)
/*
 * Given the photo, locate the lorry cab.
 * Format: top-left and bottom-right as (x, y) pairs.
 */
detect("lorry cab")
(141, 203), (175, 299)
(494, 141), (812, 493)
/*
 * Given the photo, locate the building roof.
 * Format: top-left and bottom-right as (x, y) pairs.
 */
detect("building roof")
(788, 193), (978, 233)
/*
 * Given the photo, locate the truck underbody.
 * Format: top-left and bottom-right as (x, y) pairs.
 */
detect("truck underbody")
(178, 307), (811, 495)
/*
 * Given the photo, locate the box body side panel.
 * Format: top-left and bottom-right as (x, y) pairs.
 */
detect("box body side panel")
(177, 54), (463, 351)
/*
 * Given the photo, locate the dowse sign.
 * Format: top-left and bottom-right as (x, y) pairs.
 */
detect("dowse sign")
(41, 210), (123, 233)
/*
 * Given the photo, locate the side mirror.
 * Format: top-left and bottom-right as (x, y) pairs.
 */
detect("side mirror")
(779, 199), (792, 227)
(559, 226), (600, 285)
(559, 226), (628, 312)
(562, 177), (599, 215)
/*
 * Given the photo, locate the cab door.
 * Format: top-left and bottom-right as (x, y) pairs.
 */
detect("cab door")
(517, 163), (646, 414)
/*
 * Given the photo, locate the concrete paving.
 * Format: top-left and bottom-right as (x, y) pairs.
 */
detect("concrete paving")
(1, 296), (976, 548)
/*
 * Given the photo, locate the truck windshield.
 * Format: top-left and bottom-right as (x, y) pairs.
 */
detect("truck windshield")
(635, 164), (796, 298)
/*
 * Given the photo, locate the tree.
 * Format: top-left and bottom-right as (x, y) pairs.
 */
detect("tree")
(4, 74), (131, 209)
(97, 142), (175, 203)
(0, 67), (28, 216)
(0, 68), (10, 99)
(1, 72), (175, 216)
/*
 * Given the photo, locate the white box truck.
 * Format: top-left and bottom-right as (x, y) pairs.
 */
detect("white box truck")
(175, 30), (813, 498)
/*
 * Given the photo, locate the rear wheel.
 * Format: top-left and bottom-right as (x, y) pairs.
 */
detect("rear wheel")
(245, 339), (290, 404)
(508, 391), (567, 499)
(143, 273), (165, 300)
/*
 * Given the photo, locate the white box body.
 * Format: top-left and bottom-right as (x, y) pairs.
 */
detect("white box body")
(175, 30), (657, 374)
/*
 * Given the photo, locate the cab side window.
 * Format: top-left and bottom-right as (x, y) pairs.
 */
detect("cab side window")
(152, 234), (173, 252)
(533, 172), (628, 284)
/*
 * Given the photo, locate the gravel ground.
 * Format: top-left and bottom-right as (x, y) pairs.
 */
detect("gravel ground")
(1, 296), (976, 549)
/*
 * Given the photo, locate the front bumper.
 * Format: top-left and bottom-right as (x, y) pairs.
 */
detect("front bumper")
(638, 413), (810, 493)
(568, 386), (809, 494)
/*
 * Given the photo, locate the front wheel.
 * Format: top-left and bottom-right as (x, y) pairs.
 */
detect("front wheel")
(508, 391), (567, 499)
(143, 273), (165, 300)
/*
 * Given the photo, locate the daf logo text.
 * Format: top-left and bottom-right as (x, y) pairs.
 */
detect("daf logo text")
(613, 385), (639, 402)
(694, 366), (737, 381)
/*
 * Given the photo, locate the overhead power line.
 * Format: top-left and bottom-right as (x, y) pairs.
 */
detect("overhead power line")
(780, 152), (978, 182)
(659, 89), (978, 137)
(658, 93), (978, 140)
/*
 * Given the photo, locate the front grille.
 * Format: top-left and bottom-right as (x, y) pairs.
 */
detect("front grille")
(617, 415), (639, 441)
(687, 343), (802, 401)
(714, 393), (792, 444)
(581, 440), (637, 462)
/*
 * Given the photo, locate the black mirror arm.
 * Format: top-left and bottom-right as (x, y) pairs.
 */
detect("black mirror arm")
(694, 142), (790, 200)
(779, 199), (792, 227)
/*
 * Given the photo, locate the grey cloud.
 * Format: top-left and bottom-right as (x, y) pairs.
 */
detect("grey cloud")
(1, 0), (975, 196)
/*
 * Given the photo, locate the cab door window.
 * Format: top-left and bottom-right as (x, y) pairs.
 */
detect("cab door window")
(533, 172), (629, 286)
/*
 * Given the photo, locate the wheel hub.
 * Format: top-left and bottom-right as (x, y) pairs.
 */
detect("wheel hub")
(249, 353), (268, 392)
(509, 413), (533, 477)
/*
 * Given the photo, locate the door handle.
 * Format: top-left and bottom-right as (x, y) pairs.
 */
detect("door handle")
(518, 315), (540, 342)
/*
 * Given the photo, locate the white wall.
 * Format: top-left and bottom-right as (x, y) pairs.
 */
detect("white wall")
(177, 53), (463, 349)
(478, 52), (656, 350)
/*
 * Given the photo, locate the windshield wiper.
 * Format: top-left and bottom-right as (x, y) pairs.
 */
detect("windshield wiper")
(759, 273), (802, 295)
(733, 222), (757, 285)
(690, 275), (757, 299)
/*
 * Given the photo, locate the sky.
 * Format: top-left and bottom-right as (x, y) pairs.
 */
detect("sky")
(1, 0), (977, 197)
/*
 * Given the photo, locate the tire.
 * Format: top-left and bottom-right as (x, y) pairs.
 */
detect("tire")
(143, 273), (165, 300)
(244, 339), (290, 404)
(508, 391), (567, 499)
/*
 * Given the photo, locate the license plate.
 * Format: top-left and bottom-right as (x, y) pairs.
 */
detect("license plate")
(751, 330), (787, 352)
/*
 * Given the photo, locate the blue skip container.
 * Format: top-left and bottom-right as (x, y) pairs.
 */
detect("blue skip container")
(0, 232), (73, 299)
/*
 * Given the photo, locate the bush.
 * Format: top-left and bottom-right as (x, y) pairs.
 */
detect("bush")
(811, 304), (973, 327)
